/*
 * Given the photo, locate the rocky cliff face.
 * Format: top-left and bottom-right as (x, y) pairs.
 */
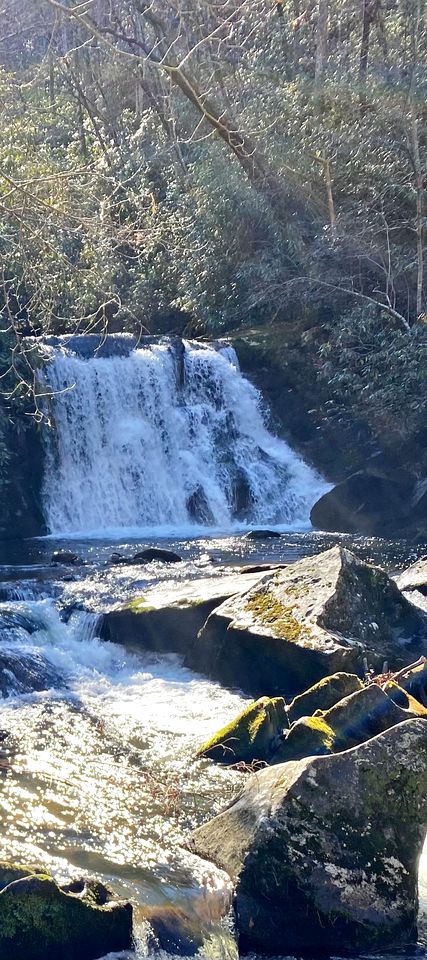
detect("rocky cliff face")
(0, 406), (45, 541)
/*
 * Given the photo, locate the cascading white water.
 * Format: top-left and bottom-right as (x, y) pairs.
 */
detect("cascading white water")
(40, 337), (326, 536)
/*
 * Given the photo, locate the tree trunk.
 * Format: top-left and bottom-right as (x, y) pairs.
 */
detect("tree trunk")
(410, 102), (424, 317)
(314, 0), (329, 90)
(359, 0), (372, 112)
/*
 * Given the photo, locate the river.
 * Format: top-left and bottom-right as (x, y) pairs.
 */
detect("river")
(0, 531), (426, 959)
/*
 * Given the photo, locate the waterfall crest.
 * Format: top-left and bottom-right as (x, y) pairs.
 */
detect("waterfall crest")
(40, 337), (325, 536)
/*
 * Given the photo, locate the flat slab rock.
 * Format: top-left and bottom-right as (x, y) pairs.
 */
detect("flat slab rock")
(192, 546), (427, 696)
(396, 556), (427, 595)
(189, 718), (427, 956)
(101, 569), (272, 656)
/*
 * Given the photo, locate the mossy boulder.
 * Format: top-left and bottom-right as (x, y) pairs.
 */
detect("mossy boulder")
(287, 672), (363, 722)
(393, 658), (427, 706)
(193, 547), (426, 696)
(273, 683), (425, 762)
(196, 696), (287, 765)
(189, 718), (427, 956)
(0, 872), (132, 960)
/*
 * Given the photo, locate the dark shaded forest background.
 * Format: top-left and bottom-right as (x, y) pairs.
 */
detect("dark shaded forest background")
(0, 0), (426, 518)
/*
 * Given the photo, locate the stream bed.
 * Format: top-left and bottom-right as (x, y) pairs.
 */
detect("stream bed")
(0, 530), (427, 959)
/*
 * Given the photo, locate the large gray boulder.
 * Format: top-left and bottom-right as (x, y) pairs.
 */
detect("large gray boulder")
(309, 469), (412, 536)
(190, 719), (427, 956)
(192, 547), (426, 696)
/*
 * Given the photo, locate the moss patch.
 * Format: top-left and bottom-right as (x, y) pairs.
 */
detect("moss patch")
(245, 591), (311, 643)
(125, 596), (156, 613)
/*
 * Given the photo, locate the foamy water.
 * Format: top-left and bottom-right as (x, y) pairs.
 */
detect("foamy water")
(0, 595), (248, 957)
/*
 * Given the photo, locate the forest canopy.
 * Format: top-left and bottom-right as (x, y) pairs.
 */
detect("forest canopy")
(0, 0), (426, 469)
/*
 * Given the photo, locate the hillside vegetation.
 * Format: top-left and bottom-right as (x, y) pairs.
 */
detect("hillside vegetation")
(0, 0), (426, 482)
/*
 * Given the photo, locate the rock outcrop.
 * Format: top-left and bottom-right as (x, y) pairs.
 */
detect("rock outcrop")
(0, 870), (132, 960)
(192, 547), (426, 695)
(190, 719), (427, 957)
(196, 696), (287, 765)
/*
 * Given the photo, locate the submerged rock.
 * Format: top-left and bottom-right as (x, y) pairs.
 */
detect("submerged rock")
(287, 671), (364, 722)
(244, 529), (281, 540)
(273, 683), (427, 762)
(0, 872), (132, 960)
(51, 551), (84, 566)
(143, 905), (204, 956)
(110, 548), (183, 565)
(196, 696), (287, 765)
(190, 718), (427, 956)
(194, 546), (426, 696)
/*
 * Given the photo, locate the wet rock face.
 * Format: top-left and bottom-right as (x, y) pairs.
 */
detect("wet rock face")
(190, 719), (427, 957)
(186, 486), (215, 525)
(0, 651), (63, 698)
(0, 871), (132, 960)
(143, 905), (204, 956)
(194, 546), (426, 696)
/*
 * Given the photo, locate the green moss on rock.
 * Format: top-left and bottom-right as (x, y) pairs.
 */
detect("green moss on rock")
(196, 696), (287, 765)
(245, 590), (312, 643)
(384, 680), (427, 716)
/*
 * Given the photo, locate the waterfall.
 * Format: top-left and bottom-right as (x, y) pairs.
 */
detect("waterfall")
(40, 336), (326, 536)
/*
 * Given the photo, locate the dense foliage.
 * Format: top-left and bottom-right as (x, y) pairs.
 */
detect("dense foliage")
(0, 0), (426, 472)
